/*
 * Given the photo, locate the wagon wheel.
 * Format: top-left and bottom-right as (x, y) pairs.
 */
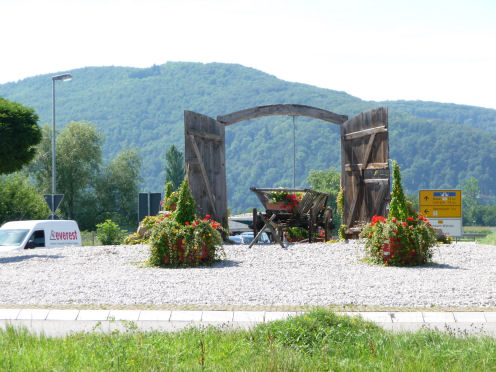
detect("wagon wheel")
(324, 206), (333, 241)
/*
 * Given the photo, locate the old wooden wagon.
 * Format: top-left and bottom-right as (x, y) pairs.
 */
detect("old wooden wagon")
(249, 187), (334, 248)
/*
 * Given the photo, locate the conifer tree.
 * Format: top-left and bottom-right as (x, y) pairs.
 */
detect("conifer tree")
(164, 181), (174, 200)
(164, 145), (185, 191)
(174, 177), (196, 224)
(388, 160), (409, 220)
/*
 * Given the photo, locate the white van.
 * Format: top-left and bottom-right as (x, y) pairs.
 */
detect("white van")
(0, 220), (82, 252)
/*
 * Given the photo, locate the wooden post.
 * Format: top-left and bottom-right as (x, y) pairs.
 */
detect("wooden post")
(252, 208), (258, 237)
(308, 208), (314, 243)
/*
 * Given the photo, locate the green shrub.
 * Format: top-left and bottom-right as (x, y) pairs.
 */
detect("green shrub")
(286, 227), (308, 242)
(174, 178), (196, 225)
(149, 213), (223, 267)
(164, 181), (174, 200)
(96, 219), (125, 245)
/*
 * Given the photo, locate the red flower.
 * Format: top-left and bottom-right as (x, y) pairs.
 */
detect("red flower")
(392, 218), (397, 223)
(185, 221), (190, 225)
(371, 215), (386, 226)
(206, 214), (211, 219)
(160, 201), (164, 205)
(407, 217), (414, 221)
(402, 222), (407, 226)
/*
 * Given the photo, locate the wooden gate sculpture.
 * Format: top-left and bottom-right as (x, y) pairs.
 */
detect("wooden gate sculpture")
(341, 107), (390, 237)
(184, 111), (228, 226)
(184, 105), (389, 237)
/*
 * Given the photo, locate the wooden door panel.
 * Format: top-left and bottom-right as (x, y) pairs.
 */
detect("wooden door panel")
(341, 107), (390, 234)
(184, 111), (227, 225)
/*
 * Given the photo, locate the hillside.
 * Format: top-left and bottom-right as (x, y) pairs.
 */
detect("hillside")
(1, 62), (495, 213)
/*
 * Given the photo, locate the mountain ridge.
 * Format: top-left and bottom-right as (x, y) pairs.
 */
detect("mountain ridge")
(1, 62), (495, 212)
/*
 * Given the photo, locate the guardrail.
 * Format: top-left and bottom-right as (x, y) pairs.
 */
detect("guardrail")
(461, 233), (488, 241)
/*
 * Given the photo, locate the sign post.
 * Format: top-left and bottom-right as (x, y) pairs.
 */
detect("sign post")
(419, 190), (462, 237)
(44, 194), (64, 220)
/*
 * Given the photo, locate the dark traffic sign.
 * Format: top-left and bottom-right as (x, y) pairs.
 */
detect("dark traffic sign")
(44, 194), (64, 213)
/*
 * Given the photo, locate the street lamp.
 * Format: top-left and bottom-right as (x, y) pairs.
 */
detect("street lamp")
(51, 73), (72, 219)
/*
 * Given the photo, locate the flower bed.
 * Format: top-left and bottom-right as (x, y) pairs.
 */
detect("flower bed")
(361, 215), (436, 266)
(149, 213), (223, 267)
(266, 190), (303, 213)
(360, 161), (437, 266)
(148, 178), (224, 267)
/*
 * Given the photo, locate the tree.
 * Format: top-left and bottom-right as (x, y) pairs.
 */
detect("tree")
(56, 121), (103, 219)
(306, 167), (341, 201)
(462, 177), (480, 225)
(0, 173), (50, 225)
(175, 177), (196, 225)
(95, 149), (142, 230)
(28, 122), (142, 231)
(306, 167), (341, 232)
(0, 97), (41, 174)
(27, 125), (52, 192)
(389, 161), (409, 220)
(164, 145), (185, 191)
(28, 121), (102, 221)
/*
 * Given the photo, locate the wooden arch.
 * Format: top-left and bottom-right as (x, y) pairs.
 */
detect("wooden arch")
(184, 105), (389, 236)
(217, 104), (348, 125)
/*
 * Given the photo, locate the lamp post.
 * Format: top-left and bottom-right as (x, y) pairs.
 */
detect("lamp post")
(51, 73), (72, 219)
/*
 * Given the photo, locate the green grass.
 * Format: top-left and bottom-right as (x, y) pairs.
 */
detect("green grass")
(463, 226), (496, 234)
(478, 231), (496, 246)
(1, 309), (495, 371)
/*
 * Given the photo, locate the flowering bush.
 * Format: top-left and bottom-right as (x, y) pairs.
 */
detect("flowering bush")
(162, 190), (179, 211)
(149, 213), (224, 267)
(149, 178), (224, 267)
(361, 215), (437, 266)
(360, 161), (437, 266)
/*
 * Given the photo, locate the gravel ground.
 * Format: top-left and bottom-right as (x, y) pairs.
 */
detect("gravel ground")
(0, 242), (495, 309)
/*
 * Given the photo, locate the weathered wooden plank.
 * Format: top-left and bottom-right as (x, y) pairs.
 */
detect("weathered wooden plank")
(364, 178), (389, 184)
(373, 183), (389, 216)
(217, 104), (348, 125)
(361, 132), (376, 168)
(344, 162), (389, 171)
(344, 126), (387, 141)
(186, 129), (223, 142)
(188, 134), (218, 216)
(346, 173), (361, 227)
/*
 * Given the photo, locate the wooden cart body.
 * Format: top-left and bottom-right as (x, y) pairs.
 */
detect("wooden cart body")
(249, 187), (334, 247)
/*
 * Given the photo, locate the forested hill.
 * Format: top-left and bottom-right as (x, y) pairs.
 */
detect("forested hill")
(1, 62), (495, 213)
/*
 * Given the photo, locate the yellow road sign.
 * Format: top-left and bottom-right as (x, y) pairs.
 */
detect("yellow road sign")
(419, 190), (461, 218)
(419, 190), (461, 206)
(420, 205), (461, 218)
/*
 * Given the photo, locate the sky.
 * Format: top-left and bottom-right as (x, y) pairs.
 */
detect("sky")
(1, 0), (495, 109)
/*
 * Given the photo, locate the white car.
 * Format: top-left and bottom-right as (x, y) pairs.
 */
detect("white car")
(0, 220), (82, 252)
(229, 235), (244, 244)
(240, 231), (270, 244)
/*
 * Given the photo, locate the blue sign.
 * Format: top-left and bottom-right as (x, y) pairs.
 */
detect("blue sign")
(433, 192), (457, 197)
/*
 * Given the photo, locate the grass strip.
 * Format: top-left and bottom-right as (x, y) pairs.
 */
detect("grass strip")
(1, 309), (495, 371)
(478, 232), (496, 246)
